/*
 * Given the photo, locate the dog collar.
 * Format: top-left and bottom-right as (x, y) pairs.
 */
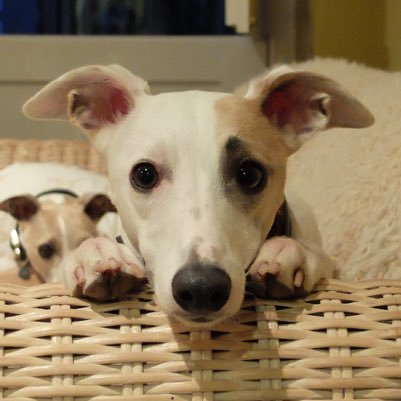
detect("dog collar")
(35, 188), (79, 199)
(10, 189), (78, 279)
(266, 201), (291, 239)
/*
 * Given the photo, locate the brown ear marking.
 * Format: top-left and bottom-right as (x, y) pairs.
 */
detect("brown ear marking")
(248, 68), (374, 142)
(0, 195), (39, 221)
(83, 193), (117, 221)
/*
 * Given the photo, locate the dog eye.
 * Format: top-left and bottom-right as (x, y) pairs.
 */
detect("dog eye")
(38, 242), (55, 259)
(236, 160), (267, 194)
(130, 162), (159, 191)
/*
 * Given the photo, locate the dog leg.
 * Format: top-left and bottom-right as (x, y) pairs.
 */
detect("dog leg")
(58, 237), (146, 300)
(247, 236), (334, 299)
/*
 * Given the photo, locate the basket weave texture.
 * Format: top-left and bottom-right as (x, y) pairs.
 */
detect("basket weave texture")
(0, 139), (106, 174)
(0, 139), (400, 401)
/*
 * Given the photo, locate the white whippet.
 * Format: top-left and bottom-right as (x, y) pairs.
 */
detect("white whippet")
(22, 65), (374, 326)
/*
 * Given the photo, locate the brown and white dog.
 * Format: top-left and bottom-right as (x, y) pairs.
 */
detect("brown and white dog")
(21, 64), (374, 326)
(0, 162), (144, 297)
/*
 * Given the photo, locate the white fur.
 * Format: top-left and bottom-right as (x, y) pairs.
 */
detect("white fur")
(105, 91), (262, 322)
(0, 163), (109, 198)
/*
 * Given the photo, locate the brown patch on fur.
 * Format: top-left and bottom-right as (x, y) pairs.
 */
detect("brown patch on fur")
(215, 94), (290, 235)
(83, 193), (117, 220)
(0, 195), (39, 221)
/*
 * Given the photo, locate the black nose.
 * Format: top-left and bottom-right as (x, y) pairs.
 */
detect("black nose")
(172, 264), (231, 314)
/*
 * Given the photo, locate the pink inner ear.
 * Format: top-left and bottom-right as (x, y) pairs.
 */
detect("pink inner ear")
(96, 87), (130, 125)
(262, 89), (294, 128)
(109, 87), (130, 121)
(72, 84), (132, 129)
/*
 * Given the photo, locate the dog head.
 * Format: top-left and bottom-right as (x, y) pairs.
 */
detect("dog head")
(0, 193), (115, 282)
(23, 64), (373, 325)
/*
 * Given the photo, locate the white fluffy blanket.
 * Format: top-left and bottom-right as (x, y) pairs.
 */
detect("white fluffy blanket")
(284, 58), (401, 280)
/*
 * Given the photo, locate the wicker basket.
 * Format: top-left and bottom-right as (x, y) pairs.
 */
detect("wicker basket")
(0, 139), (400, 401)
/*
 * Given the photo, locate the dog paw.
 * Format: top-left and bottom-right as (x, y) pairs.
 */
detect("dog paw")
(247, 237), (322, 299)
(63, 237), (146, 300)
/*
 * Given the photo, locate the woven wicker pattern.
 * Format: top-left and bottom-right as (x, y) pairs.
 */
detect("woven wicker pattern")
(0, 280), (401, 400)
(0, 139), (400, 400)
(0, 139), (106, 174)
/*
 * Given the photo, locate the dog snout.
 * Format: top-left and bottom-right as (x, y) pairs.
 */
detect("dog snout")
(172, 264), (231, 314)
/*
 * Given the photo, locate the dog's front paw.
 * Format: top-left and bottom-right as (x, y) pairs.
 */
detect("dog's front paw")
(247, 237), (325, 299)
(62, 237), (146, 300)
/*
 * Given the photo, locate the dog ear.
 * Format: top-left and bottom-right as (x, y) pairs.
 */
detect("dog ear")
(23, 64), (150, 152)
(82, 193), (117, 221)
(0, 195), (39, 221)
(245, 66), (374, 149)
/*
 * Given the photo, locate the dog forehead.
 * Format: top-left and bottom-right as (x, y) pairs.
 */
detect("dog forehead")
(145, 90), (227, 112)
(135, 90), (227, 136)
(24, 200), (95, 236)
(109, 90), (234, 160)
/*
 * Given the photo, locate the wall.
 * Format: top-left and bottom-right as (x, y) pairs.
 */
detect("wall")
(311, 0), (388, 69)
(386, 0), (401, 70)
(0, 36), (265, 139)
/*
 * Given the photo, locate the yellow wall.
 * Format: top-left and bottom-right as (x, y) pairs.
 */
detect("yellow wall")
(386, 0), (401, 70)
(311, 0), (388, 69)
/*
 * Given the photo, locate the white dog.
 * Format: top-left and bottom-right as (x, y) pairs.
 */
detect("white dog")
(22, 64), (374, 326)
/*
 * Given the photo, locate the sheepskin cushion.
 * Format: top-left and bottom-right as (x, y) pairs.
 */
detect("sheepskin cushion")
(282, 58), (401, 281)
